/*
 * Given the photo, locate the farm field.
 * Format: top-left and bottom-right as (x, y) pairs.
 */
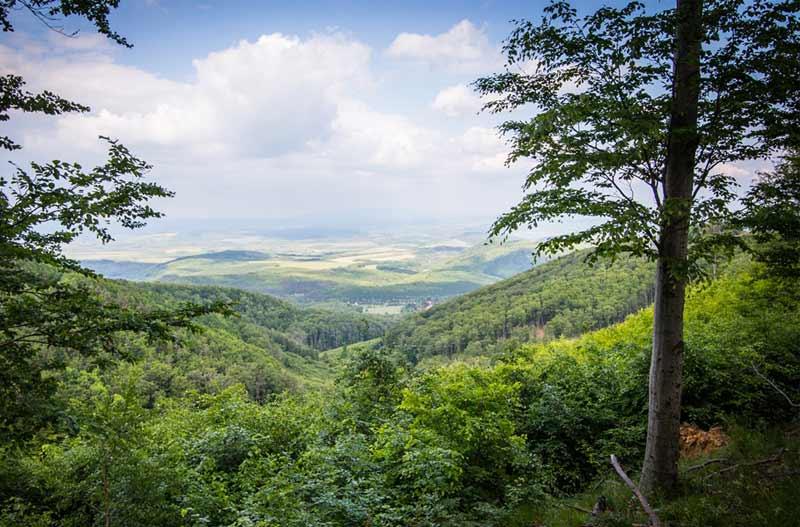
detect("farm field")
(77, 227), (543, 311)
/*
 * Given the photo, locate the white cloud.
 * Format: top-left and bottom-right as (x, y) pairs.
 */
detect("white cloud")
(387, 20), (500, 73)
(7, 32), (373, 158)
(432, 83), (482, 117)
(326, 100), (440, 170)
(1, 29), (524, 224)
(453, 126), (508, 172)
(716, 163), (750, 180)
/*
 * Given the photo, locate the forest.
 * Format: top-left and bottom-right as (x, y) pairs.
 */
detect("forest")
(385, 251), (657, 362)
(2, 256), (799, 526)
(2, 0), (800, 526)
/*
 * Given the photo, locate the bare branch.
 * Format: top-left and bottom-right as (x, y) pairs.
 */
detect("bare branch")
(703, 449), (786, 481)
(684, 457), (729, 473)
(751, 363), (800, 408)
(18, 0), (80, 39)
(610, 454), (660, 527)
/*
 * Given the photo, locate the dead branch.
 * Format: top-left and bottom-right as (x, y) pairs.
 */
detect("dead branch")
(751, 363), (800, 408)
(685, 457), (729, 473)
(610, 454), (660, 527)
(703, 449), (785, 481)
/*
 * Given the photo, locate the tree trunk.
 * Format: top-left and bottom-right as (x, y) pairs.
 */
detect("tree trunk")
(640, 0), (703, 496)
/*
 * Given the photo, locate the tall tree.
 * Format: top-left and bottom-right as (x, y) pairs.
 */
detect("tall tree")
(475, 0), (799, 494)
(643, 0), (703, 494)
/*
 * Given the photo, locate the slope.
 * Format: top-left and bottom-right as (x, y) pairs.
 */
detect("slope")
(384, 251), (656, 362)
(80, 277), (390, 399)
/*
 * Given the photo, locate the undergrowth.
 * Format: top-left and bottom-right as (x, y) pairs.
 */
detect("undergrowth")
(526, 424), (800, 527)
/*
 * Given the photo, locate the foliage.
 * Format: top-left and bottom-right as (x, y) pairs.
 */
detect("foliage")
(738, 153), (800, 279)
(0, 75), (88, 152)
(0, 143), (229, 439)
(0, 1), (129, 47)
(531, 426), (800, 527)
(476, 0), (799, 268)
(3, 257), (799, 526)
(0, 0), (229, 442)
(385, 250), (655, 363)
(475, 0), (799, 493)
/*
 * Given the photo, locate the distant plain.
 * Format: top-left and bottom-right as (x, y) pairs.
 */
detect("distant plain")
(74, 225), (543, 312)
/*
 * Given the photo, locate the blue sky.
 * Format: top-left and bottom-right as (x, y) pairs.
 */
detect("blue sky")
(4, 0), (738, 236)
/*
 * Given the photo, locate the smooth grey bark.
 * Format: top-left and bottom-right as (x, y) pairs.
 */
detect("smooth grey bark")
(640, 0), (703, 495)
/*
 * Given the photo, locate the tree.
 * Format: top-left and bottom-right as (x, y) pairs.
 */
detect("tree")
(0, 1), (129, 151)
(738, 153), (800, 279)
(476, 0), (799, 493)
(0, 1), (228, 438)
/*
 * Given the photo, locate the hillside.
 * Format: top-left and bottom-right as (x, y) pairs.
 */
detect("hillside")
(102, 279), (389, 352)
(6, 258), (798, 527)
(72, 276), (390, 399)
(384, 251), (655, 362)
(81, 239), (542, 311)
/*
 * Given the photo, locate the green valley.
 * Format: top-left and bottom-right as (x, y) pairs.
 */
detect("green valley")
(80, 235), (543, 311)
(5, 252), (800, 527)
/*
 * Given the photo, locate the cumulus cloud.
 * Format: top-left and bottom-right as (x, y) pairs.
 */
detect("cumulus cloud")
(387, 20), (500, 73)
(452, 126), (508, 172)
(1, 28), (522, 224)
(431, 83), (482, 117)
(8, 32), (373, 158)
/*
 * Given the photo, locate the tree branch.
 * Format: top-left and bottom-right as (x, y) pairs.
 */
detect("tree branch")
(610, 454), (660, 527)
(751, 363), (800, 408)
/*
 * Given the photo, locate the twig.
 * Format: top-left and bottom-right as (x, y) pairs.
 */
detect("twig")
(610, 455), (660, 527)
(569, 504), (594, 514)
(685, 457), (729, 473)
(751, 363), (800, 408)
(703, 449), (786, 481)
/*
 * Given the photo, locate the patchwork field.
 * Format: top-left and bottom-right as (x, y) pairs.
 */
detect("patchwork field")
(77, 228), (542, 312)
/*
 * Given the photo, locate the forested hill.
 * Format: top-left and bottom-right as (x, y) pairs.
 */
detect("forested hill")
(384, 251), (655, 362)
(102, 279), (389, 352)
(73, 277), (390, 399)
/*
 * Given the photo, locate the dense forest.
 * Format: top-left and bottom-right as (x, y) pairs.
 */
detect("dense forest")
(103, 279), (389, 353)
(385, 251), (656, 362)
(85, 272), (387, 397)
(2, 259), (799, 526)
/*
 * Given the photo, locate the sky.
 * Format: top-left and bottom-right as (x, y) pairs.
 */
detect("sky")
(1, 0), (754, 237)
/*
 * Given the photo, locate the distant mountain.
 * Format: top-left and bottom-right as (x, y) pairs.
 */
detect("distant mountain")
(84, 250), (273, 280)
(168, 250), (271, 263)
(82, 259), (162, 280)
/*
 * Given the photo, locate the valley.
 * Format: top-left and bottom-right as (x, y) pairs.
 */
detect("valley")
(78, 227), (542, 312)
